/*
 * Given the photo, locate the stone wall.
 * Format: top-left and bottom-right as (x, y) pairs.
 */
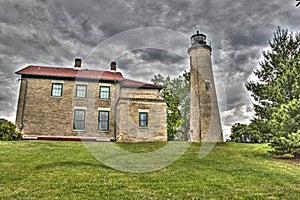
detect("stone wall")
(15, 77), (117, 139)
(120, 87), (161, 99)
(188, 45), (223, 142)
(15, 76), (167, 142)
(117, 98), (167, 142)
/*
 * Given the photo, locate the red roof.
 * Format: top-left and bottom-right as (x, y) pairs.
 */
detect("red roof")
(16, 65), (124, 81)
(121, 79), (161, 89)
(16, 65), (161, 89)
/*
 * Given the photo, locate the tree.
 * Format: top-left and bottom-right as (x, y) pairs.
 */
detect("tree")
(151, 71), (190, 140)
(230, 123), (265, 143)
(268, 99), (300, 158)
(245, 27), (300, 158)
(0, 119), (22, 140)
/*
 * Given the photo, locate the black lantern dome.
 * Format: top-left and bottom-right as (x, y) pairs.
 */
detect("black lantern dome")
(190, 31), (211, 48)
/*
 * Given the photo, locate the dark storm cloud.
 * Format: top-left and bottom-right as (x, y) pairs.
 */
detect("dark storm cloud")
(0, 0), (299, 135)
(115, 49), (187, 82)
(134, 49), (184, 66)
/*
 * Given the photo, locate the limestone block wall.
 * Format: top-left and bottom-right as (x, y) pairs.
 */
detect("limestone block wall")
(16, 78), (74, 136)
(188, 45), (223, 142)
(15, 77), (118, 138)
(120, 87), (160, 99)
(117, 98), (167, 142)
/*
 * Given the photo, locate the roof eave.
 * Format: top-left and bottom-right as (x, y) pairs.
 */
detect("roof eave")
(16, 73), (122, 82)
(121, 85), (162, 89)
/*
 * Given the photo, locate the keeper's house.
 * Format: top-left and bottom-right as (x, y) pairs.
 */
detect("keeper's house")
(15, 59), (167, 142)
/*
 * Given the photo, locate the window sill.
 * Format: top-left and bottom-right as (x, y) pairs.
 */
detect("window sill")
(139, 127), (148, 129)
(75, 97), (87, 99)
(73, 129), (85, 132)
(51, 96), (62, 98)
(98, 130), (110, 133)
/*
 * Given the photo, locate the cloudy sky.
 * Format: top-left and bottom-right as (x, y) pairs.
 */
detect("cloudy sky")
(0, 0), (299, 138)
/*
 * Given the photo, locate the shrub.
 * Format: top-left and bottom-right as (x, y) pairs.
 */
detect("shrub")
(0, 119), (22, 141)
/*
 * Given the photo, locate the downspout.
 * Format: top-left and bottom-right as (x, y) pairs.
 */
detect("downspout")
(113, 80), (118, 142)
(19, 78), (28, 132)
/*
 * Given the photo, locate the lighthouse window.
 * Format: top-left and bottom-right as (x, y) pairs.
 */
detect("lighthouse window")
(205, 82), (211, 91)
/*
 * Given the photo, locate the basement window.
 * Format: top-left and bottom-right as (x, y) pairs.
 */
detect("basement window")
(51, 83), (63, 97)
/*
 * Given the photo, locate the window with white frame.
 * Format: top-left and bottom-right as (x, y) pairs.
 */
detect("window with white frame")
(73, 109), (86, 130)
(51, 83), (63, 97)
(76, 84), (87, 98)
(99, 86), (110, 99)
(98, 111), (109, 131)
(139, 112), (148, 128)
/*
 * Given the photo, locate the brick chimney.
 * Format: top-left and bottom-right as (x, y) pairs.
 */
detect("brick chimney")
(110, 61), (116, 71)
(74, 58), (82, 70)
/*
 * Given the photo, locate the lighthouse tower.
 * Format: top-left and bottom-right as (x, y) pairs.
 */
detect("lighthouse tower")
(188, 31), (223, 142)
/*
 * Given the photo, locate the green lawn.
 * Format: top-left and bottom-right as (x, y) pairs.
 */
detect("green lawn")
(1, 141), (299, 199)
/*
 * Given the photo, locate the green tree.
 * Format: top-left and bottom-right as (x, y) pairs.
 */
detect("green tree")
(230, 123), (264, 143)
(151, 71), (190, 140)
(0, 119), (22, 140)
(245, 27), (300, 157)
(269, 99), (300, 158)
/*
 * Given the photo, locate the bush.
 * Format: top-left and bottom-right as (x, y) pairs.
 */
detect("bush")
(0, 119), (22, 140)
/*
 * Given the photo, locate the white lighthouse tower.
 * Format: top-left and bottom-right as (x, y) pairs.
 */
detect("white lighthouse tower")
(188, 31), (223, 142)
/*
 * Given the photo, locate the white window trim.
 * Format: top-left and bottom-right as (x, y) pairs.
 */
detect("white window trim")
(99, 83), (111, 87)
(98, 107), (111, 111)
(74, 106), (87, 110)
(76, 82), (88, 85)
(51, 80), (64, 83)
(138, 109), (149, 113)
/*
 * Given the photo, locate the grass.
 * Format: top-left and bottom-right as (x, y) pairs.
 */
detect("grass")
(1, 141), (300, 199)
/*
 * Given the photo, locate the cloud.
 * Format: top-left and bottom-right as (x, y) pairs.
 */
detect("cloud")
(0, 0), (299, 136)
(115, 49), (187, 82)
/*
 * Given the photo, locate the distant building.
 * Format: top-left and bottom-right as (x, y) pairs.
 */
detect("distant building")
(15, 59), (167, 142)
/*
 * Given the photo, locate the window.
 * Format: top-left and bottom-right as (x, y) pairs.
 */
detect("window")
(205, 81), (211, 91)
(139, 112), (148, 128)
(76, 84), (87, 98)
(73, 109), (85, 130)
(98, 111), (109, 131)
(99, 86), (110, 99)
(51, 83), (63, 97)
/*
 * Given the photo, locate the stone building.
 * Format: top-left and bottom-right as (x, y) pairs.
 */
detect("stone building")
(15, 59), (167, 142)
(188, 31), (223, 142)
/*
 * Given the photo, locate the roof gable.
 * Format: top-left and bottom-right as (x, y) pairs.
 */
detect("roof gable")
(121, 79), (162, 89)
